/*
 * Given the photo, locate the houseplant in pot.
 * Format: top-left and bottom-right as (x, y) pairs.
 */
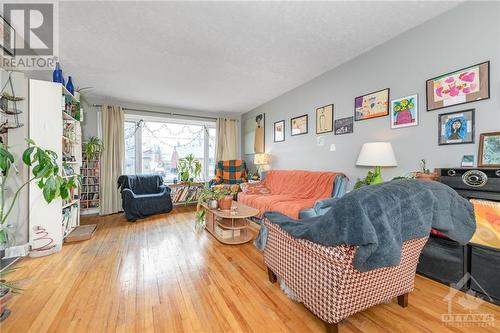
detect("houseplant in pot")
(212, 185), (237, 210)
(415, 159), (438, 181)
(83, 136), (103, 160)
(177, 153), (202, 183)
(0, 267), (21, 321)
(0, 139), (80, 257)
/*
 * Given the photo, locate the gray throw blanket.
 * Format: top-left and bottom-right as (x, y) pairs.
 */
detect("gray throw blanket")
(257, 180), (475, 272)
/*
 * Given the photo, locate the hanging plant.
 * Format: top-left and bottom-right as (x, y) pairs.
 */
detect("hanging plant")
(84, 136), (103, 160)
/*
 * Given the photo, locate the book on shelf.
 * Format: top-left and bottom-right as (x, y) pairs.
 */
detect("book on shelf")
(215, 225), (240, 239)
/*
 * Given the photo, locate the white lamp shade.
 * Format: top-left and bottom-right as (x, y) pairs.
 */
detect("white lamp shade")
(356, 142), (398, 167)
(254, 153), (270, 165)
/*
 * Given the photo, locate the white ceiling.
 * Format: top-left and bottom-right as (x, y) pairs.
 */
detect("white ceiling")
(59, 1), (460, 113)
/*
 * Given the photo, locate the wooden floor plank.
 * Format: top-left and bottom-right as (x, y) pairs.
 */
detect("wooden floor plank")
(1, 207), (498, 333)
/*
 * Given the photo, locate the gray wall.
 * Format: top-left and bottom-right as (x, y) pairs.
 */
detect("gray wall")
(242, 2), (500, 187)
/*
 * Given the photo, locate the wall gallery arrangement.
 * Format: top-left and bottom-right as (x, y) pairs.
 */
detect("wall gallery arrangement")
(291, 114), (308, 136)
(264, 59), (493, 170)
(426, 61), (490, 111)
(354, 88), (389, 121)
(316, 104), (333, 134)
(391, 94), (418, 129)
(438, 109), (475, 145)
(274, 120), (285, 142)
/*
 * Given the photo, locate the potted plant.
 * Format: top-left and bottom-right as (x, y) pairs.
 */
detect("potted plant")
(83, 136), (103, 160)
(0, 267), (21, 320)
(177, 153), (202, 183)
(212, 185), (237, 210)
(415, 159), (438, 181)
(197, 186), (219, 210)
(0, 139), (80, 257)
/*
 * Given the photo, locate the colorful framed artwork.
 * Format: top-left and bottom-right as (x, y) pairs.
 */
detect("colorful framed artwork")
(391, 94), (418, 129)
(274, 120), (285, 142)
(291, 114), (308, 136)
(354, 88), (389, 121)
(478, 132), (500, 167)
(334, 116), (353, 135)
(438, 109), (475, 146)
(0, 15), (15, 57)
(316, 104), (333, 134)
(426, 61), (490, 111)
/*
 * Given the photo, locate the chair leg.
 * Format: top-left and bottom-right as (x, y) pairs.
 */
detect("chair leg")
(267, 267), (277, 283)
(325, 322), (339, 333)
(397, 293), (408, 308)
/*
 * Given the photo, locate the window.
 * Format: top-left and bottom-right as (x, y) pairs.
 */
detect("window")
(124, 115), (216, 182)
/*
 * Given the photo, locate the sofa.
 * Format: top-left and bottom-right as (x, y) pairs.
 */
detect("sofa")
(238, 170), (347, 220)
(117, 174), (173, 221)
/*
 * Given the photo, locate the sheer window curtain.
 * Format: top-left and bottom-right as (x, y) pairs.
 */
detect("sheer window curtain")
(216, 118), (239, 161)
(100, 105), (125, 215)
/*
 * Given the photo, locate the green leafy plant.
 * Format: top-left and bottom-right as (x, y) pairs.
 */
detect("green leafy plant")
(0, 267), (22, 294)
(0, 139), (80, 247)
(177, 153), (202, 182)
(84, 136), (103, 160)
(354, 170), (376, 189)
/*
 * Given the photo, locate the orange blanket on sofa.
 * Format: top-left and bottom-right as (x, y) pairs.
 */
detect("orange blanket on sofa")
(238, 170), (340, 219)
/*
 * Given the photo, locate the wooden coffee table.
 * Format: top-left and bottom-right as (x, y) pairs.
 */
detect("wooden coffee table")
(202, 201), (259, 245)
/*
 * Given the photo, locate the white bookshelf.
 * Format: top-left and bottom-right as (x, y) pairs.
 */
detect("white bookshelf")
(29, 80), (83, 254)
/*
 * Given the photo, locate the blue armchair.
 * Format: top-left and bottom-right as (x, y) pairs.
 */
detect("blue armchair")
(117, 174), (173, 221)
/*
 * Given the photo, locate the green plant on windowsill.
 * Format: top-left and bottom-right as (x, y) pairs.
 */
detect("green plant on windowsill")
(0, 139), (81, 252)
(177, 153), (202, 183)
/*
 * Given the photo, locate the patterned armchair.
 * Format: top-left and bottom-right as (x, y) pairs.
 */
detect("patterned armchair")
(209, 160), (248, 187)
(264, 221), (428, 333)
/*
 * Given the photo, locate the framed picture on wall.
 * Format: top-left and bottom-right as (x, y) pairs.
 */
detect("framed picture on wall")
(334, 116), (353, 135)
(354, 88), (389, 121)
(316, 104), (333, 134)
(274, 120), (285, 142)
(291, 114), (308, 136)
(478, 132), (500, 167)
(391, 94), (418, 129)
(0, 15), (15, 57)
(426, 61), (490, 111)
(438, 109), (475, 145)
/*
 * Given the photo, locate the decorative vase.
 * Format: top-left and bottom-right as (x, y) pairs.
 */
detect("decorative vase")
(66, 76), (74, 95)
(208, 199), (218, 210)
(52, 62), (62, 83)
(218, 196), (233, 210)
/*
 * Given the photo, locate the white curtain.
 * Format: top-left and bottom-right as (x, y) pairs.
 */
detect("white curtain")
(216, 118), (239, 161)
(100, 105), (125, 215)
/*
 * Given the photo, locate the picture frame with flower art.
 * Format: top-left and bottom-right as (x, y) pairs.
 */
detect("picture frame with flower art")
(391, 94), (418, 129)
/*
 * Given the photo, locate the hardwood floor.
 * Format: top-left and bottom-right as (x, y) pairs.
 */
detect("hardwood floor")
(1, 207), (499, 333)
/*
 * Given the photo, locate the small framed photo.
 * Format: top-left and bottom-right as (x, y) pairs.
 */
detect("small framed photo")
(0, 15), (15, 57)
(274, 120), (285, 142)
(438, 109), (475, 145)
(478, 132), (500, 167)
(334, 116), (353, 135)
(291, 114), (308, 136)
(316, 104), (333, 134)
(461, 155), (474, 167)
(354, 88), (389, 121)
(391, 94), (418, 129)
(426, 61), (490, 112)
